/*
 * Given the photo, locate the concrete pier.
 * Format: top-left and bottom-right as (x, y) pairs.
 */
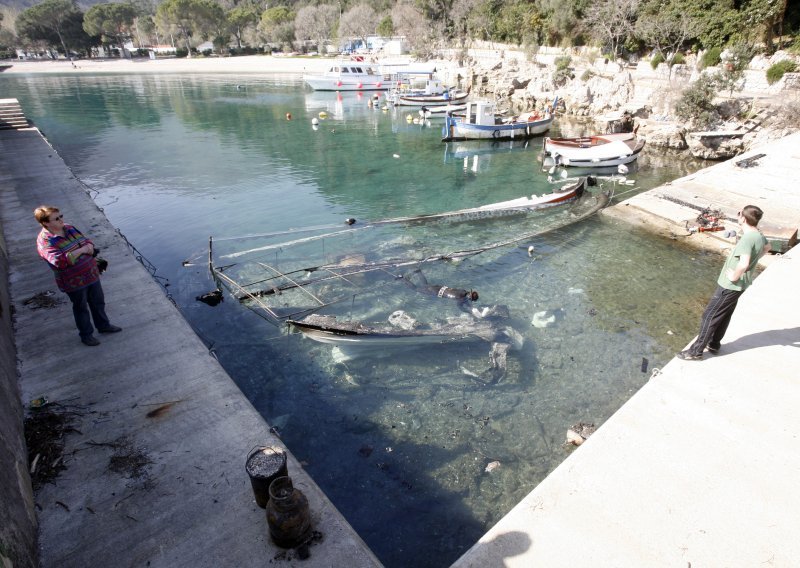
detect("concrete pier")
(453, 134), (800, 566)
(0, 126), (380, 566)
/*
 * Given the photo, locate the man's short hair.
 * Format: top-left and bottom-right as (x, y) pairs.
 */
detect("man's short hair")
(741, 205), (763, 227)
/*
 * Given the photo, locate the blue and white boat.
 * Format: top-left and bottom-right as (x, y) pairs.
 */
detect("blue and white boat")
(442, 99), (556, 142)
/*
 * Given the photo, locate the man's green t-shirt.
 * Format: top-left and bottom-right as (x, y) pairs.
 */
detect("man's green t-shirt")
(718, 230), (768, 291)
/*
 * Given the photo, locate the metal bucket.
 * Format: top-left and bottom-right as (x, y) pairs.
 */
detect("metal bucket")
(245, 446), (288, 508)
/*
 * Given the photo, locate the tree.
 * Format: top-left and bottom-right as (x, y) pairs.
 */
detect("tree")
(294, 4), (338, 54)
(376, 15), (393, 37)
(339, 4), (379, 49)
(584, 0), (639, 58)
(83, 3), (138, 57)
(635, 2), (696, 64)
(17, 0), (81, 60)
(259, 6), (295, 49)
(227, 4), (258, 49)
(740, 0), (788, 53)
(155, 0), (225, 58)
(391, 0), (435, 57)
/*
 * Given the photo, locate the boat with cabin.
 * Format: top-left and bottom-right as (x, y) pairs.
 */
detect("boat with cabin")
(442, 99), (556, 142)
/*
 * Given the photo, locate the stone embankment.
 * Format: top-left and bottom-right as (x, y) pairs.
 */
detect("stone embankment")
(434, 43), (800, 160)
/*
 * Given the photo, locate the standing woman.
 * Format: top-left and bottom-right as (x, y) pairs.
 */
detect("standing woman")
(34, 206), (121, 346)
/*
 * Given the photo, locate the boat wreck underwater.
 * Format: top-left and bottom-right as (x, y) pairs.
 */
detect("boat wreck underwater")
(191, 178), (611, 383)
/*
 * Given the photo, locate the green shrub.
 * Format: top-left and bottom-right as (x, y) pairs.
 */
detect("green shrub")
(175, 48), (188, 58)
(650, 53), (664, 69)
(701, 47), (722, 68)
(202, 49), (212, 57)
(766, 60), (797, 85)
(554, 56), (571, 71)
(675, 74), (719, 129)
(670, 52), (685, 65)
(581, 69), (595, 81)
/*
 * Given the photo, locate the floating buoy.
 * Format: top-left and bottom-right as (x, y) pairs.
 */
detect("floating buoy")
(318, 111), (327, 119)
(345, 218), (356, 225)
(311, 118), (319, 126)
(392, 154), (400, 159)
(617, 163), (629, 175)
(527, 245), (535, 256)
(285, 112), (292, 120)
(406, 114), (413, 122)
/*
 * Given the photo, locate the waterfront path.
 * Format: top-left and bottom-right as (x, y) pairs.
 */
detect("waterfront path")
(0, 126), (380, 566)
(453, 135), (800, 566)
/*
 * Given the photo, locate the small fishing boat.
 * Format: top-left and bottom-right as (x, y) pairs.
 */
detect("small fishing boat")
(543, 132), (645, 168)
(442, 99), (556, 142)
(304, 59), (390, 91)
(419, 104), (467, 119)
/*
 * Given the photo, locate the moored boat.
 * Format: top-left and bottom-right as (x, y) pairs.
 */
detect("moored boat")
(303, 57), (399, 91)
(442, 99), (556, 142)
(543, 132), (645, 167)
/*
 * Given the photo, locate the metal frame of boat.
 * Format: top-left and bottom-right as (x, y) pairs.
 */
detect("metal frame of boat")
(202, 179), (609, 341)
(543, 132), (646, 168)
(442, 99), (556, 142)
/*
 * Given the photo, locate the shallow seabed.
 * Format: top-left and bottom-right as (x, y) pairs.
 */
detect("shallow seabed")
(7, 72), (721, 567)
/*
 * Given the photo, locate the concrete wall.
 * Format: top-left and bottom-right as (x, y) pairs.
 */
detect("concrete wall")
(0, 223), (37, 567)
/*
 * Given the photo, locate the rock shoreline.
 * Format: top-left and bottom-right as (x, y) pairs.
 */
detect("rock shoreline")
(433, 45), (800, 160)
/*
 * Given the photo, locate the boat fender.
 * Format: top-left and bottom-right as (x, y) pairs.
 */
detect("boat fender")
(492, 130), (500, 139)
(345, 218), (356, 225)
(357, 82), (363, 89)
(375, 82), (381, 88)
(336, 81), (342, 87)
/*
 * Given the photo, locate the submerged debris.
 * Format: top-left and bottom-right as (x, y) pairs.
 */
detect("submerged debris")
(485, 460), (501, 473)
(565, 422), (596, 446)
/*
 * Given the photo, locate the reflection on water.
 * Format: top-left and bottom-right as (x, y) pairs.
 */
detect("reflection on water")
(6, 74), (721, 567)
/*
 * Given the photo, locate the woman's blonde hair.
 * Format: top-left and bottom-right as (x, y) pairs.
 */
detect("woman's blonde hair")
(34, 206), (60, 226)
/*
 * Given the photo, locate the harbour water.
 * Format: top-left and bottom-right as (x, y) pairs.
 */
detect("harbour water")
(7, 73), (722, 566)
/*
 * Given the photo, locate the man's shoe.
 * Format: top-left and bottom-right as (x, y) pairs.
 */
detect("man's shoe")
(706, 344), (720, 354)
(677, 350), (702, 361)
(98, 325), (122, 334)
(81, 336), (101, 346)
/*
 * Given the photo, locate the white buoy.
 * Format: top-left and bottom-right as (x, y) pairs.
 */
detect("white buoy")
(393, 153), (400, 159)
(311, 117), (319, 126)
(527, 245), (535, 256)
(617, 163), (629, 175)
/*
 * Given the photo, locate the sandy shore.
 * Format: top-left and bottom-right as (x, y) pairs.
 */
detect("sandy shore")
(1, 54), (334, 74)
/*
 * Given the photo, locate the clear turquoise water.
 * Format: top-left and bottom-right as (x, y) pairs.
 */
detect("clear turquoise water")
(5, 73), (722, 566)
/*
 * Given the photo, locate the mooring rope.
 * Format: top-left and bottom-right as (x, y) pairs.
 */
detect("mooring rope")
(68, 169), (176, 306)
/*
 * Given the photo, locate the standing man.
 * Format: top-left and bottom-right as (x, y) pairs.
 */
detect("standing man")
(35, 206), (121, 346)
(678, 205), (770, 360)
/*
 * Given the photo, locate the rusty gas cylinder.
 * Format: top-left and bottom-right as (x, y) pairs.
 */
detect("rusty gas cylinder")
(266, 476), (311, 548)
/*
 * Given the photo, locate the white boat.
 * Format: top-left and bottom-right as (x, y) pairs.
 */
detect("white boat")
(388, 79), (470, 107)
(543, 132), (645, 168)
(419, 104), (467, 119)
(442, 99), (556, 142)
(303, 58), (391, 91)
